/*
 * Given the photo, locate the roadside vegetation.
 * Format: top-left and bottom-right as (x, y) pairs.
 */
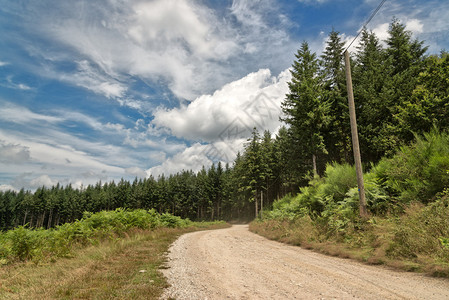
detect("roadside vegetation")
(251, 129), (449, 277)
(0, 209), (227, 299)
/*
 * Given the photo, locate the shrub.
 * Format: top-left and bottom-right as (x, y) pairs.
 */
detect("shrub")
(7, 226), (39, 261)
(160, 213), (190, 228)
(386, 192), (449, 261)
(373, 129), (449, 204)
(344, 172), (389, 214)
(0, 209), (191, 264)
(320, 163), (358, 204)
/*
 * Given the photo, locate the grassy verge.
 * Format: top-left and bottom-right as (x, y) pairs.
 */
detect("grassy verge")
(250, 201), (449, 278)
(0, 221), (228, 299)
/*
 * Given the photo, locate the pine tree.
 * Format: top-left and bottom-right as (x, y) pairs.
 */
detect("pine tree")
(242, 128), (266, 217)
(379, 18), (428, 152)
(282, 41), (329, 177)
(321, 30), (351, 163)
(353, 28), (389, 162)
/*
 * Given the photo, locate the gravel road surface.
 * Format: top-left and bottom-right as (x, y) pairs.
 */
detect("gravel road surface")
(162, 225), (449, 299)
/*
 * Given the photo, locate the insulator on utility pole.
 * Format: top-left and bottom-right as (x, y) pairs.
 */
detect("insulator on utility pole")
(344, 50), (368, 218)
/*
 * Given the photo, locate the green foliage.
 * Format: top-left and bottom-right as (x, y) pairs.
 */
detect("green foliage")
(265, 162), (387, 224)
(320, 30), (351, 164)
(440, 237), (449, 250)
(160, 213), (190, 228)
(373, 129), (449, 203)
(7, 226), (38, 261)
(319, 163), (357, 203)
(387, 193), (449, 260)
(282, 41), (329, 175)
(0, 209), (192, 264)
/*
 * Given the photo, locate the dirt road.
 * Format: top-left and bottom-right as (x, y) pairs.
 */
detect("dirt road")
(162, 225), (449, 299)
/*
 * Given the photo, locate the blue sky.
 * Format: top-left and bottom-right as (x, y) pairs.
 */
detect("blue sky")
(1, 0), (448, 191)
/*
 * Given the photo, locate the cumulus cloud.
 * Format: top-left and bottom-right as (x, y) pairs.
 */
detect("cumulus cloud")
(9, 173), (58, 190)
(30, 174), (58, 188)
(0, 141), (31, 164)
(147, 67), (293, 177)
(406, 19), (424, 34)
(152, 68), (291, 142)
(146, 137), (251, 177)
(146, 143), (212, 178)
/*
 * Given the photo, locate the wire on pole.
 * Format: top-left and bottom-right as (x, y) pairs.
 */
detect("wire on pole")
(344, 0), (388, 52)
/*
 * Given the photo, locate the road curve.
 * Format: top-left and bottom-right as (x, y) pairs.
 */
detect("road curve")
(162, 225), (449, 299)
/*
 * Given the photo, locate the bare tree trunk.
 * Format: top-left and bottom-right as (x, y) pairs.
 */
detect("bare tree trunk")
(312, 154), (317, 176)
(255, 191), (258, 218)
(39, 212), (46, 228)
(47, 209), (53, 229)
(23, 209), (28, 226)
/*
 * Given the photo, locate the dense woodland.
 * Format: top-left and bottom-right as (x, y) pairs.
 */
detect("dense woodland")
(1, 19), (448, 230)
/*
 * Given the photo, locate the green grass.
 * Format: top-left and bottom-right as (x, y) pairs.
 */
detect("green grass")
(0, 222), (229, 299)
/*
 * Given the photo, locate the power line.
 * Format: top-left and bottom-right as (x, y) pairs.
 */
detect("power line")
(345, 0), (388, 52)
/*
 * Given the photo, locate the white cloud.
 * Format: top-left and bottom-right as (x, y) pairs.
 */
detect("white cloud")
(38, 0), (238, 100)
(147, 68), (291, 177)
(13, 0), (295, 102)
(63, 60), (127, 99)
(406, 19), (424, 34)
(371, 23), (390, 44)
(149, 151), (166, 163)
(30, 174), (58, 188)
(0, 101), (62, 124)
(146, 143), (212, 178)
(0, 141), (31, 164)
(146, 137), (252, 177)
(152, 68), (291, 142)
(0, 61), (8, 67)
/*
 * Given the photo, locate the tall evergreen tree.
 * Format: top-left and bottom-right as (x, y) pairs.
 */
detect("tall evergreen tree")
(242, 128), (266, 217)
(353, 28), (389, 162)
(321, 30), (351, 163)
(282, 41), (329, 177)
(379, 18), (428, 152)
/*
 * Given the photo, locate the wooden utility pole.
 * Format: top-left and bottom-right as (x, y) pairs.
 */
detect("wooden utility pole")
(344, 50), (368, 218)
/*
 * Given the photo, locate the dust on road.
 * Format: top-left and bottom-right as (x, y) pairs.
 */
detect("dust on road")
(162, 225), (449, 299)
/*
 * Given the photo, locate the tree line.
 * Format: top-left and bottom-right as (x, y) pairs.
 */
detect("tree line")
(1, 18), (448, 230)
